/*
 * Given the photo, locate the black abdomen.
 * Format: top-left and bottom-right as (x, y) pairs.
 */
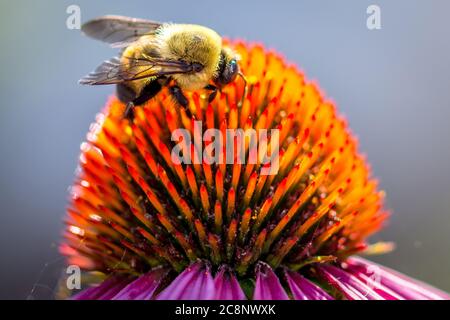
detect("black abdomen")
(116, 80), (163, 106)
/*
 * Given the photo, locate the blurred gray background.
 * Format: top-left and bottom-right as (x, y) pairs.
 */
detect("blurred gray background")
(0, 0), (449, 299)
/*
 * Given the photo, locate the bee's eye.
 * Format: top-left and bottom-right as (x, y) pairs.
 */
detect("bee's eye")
(192, 62), (204, 72)
(217, 59), (238, 85)
(229, 59), (238, 74)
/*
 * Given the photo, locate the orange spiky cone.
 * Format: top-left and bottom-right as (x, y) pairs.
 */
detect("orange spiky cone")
(61, 41), (448, 300)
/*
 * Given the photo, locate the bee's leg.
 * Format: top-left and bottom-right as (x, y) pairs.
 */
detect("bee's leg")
(118, 81), (163, 120)
(169, 85), (188, 107)
(123, 102), (135, 120)
(117, 83), (137, 120)
(169, 85), (192, 117)
(204, 84), (218, 103)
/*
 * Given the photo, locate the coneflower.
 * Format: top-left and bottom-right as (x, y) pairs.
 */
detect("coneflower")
(61, 41), (449, 300)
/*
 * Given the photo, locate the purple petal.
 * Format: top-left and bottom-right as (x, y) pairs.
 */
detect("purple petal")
(214, 265), (246, 300)
(318, 264), (385, 300)
(113, 267), (169, 300)
(72, 275), (130, 300)
(348, 257), (450, 300)
(156, 261), (215, 300)
(342, 263), (403, 300)
(253, 262), (289, 300)
(284, 270), (334, 300)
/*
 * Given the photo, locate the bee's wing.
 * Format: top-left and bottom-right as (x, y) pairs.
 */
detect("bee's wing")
(79, 56), (193, 85)
(81, 15), (163, 47)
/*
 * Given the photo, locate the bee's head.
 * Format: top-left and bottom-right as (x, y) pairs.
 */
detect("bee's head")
(215, 48), (239, 86)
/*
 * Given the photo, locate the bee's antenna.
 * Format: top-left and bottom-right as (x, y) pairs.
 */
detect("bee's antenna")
(237, 71), (248, 108)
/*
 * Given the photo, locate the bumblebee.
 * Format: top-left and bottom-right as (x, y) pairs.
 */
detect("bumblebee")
(79, 15), (245, 118)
